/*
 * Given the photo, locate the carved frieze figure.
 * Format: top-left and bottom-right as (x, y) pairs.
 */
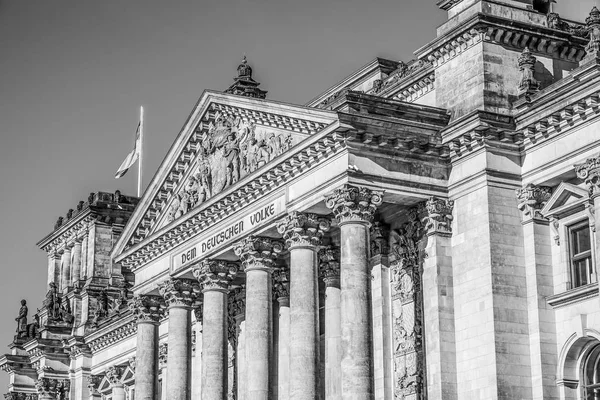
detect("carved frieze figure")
(14, 300), (27, 338)
(44, 282), (60, 320)
(518, 48), (540, 97)
(167, 113), (295, 223)
(58, 297), (74, 324)
(26, 314), (40, 339)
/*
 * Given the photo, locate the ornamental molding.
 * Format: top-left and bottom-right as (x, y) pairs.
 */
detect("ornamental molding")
(422, 197), (454, 235)
(3, 393), (37, 400)
(87, 318), (137, 354)
(365, 59), (435, 104)
(325, 184), (384, 224)
(516, 184), (552, 221)
(277, 212), (331, 248)
(575, 153), (600, 197)
(192, 261), (238, 292)
(114, 102), (342, 270)
(158, 278), (201, 308)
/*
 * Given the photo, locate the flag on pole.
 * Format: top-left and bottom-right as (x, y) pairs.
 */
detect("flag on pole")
(115, 122), (141, 179)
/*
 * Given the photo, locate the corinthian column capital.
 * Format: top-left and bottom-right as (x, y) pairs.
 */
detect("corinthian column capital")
(129, 295), (165, 324)
(35, 378), (69, 399)
(319, 245), (340, 287)
(516, 184), (552, 221)
(192, 260), (238, 292)
(158, 278), (201, 308)
(325, 184), (384, 224)
(576, 154), (600, 198)
(233, 236), (283, 272)
(277, 212), (331, 249)
(105, 365), (126, 386)
(423, 197), (455, 235)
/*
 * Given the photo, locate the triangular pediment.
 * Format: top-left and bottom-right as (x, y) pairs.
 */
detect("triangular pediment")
(540, 182), (589, 219)
(112, 91), (338, 259)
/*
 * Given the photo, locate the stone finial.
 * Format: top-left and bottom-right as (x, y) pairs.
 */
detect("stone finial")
(158, 278), (201, 308)
(277, 212), (331, 249)
(325, 184), (384, 224)
(233, 236), (283, 272)
(370, 221), (390, 256)
(319, 245), (340, 287)
(518, 48), (540, 97)
(158, 343), (168, 368)
(105, 365), (125, 386)
(423, 197), (454, 235)
(192, 260), (238, 292)
(575, 154), (600, 196)
(585, 7), (600, 61)
(129, 295), (165, 323)
(272, 269), (290, 301)
(224, 55), (267, 99)
(516, 184), (552, 221)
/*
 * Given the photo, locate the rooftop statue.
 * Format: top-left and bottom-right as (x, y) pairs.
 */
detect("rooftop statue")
(14, 299), (27, 339)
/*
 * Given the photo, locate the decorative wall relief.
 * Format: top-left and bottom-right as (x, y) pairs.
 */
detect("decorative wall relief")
(391, 206), (425, 400)
(168, 113), (295, 223)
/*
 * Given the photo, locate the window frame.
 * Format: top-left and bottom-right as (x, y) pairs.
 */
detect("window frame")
(567, 219), (596, 290)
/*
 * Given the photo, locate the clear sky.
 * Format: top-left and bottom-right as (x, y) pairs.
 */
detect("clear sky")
(0, 0), (596, 392)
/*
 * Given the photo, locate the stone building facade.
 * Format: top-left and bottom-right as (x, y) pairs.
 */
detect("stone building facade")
(3, 1), (600, 399)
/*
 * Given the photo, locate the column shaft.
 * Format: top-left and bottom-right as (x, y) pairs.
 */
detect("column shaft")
(340, 222), (373, 399)
(245, 268), (272, 400)
(167, 307), (192, 400)
(277, 299), (290, 400)
(289, 247), (319, 399)
(80, 234), (89, 280)
(136, 322), (160, 400)
(61, 249), (72, 292)
(201, 290), (228, 399)
(111, 386), (125, 400)
(71, 241), (82, 286)
(324, 282), (341, 400)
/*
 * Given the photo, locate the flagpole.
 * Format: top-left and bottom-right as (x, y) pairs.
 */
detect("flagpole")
(138, 106), (144, 197)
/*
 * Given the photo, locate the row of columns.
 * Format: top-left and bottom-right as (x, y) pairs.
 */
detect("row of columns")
(48, 231), (91, 293)
(131, 184), (384, 400)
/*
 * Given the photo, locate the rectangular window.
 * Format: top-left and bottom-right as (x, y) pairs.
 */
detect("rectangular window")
(569, 221), (596, 288)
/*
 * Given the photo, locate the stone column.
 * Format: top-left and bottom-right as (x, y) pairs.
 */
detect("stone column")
(228, 287), (245, 400)
(106, 366), (126, 400)
(80, 233), (89, 281)
(516, 185), (558, 400)
(35, 378), (70, 400)
(192, 308), (203, 400)
(318, 246), (342, 400)
(420, 198), (458, 400)
(71, 240), (82, 287)
(159, 343), (169, 399)
(325, 184), (383, 400)
(159, 278), (201, 400)
(192, 261), (237, 400)
(277, 212), (330, 400)
(273, 269), (290, 400)
(130, 295), (165, 400)
(233, 237), (283, 400)
(369, 222), (393, 400)
(61, 247), (72, 292)
(47, 252), (60, 287)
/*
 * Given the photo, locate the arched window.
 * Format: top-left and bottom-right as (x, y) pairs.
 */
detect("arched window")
(583, 344), (600, 399)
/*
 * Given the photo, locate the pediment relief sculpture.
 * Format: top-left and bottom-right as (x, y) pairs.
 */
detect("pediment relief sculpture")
(167, 112), (296, 223)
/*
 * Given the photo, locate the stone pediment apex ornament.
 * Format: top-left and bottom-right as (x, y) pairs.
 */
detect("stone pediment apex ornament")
(325, 184), (384, 225)
(105, 365), (126, 386)
(516, 184), (552, 221)
(276, 212), (331, 249)
(233, 236), (283, 272)
(319, 246), (340, 286)
(585, 7), (600, 60)
(370, 220), (390, 256)
(518, 48), (540, 98)
(575, 154), (600, 197)
(423, 197), (454, 235)
(129, 295), (165, 324)
(158, 278), (201, 308)
(272, 269), (290, 301)
(192, 260), (238, 292)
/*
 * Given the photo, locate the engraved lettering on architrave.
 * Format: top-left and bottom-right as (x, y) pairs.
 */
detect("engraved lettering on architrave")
(168, 112), (296, 222)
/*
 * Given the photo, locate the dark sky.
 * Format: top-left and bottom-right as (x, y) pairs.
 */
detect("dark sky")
(0, 0), (594, 391)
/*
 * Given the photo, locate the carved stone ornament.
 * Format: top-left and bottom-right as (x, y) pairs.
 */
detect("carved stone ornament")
(128, 357), (136, 372)
(585, 7), (600, 60)
(129, 295), (165, 323)
(193, 306), (204, 325)
(370, 221), (390, 256)
(228, 286), (246, 316)
(233, 236), (283, 272)
(319, 246), (340, 286)
(516, 184), (552, 221)
(272, 269), (290, 301)
(35, 378), (70, 400)
(158, 278), (201, 308)
(105, 365), (126, 386)
(586, 202), (597, 232)
(159, 343), (168, 369)
(423, 197), (454, 235)
(391, 206), (424, 301)
(518, 48), (540, 97)
(167, 112), (295, 223)
(277, 212), (331, 248)
(575, 154), (600, 197)
(87, 375), (102, 395)
(192, 260), (238, 292)
(3, 393), (37, 400)
(325, 184), (384, 224)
